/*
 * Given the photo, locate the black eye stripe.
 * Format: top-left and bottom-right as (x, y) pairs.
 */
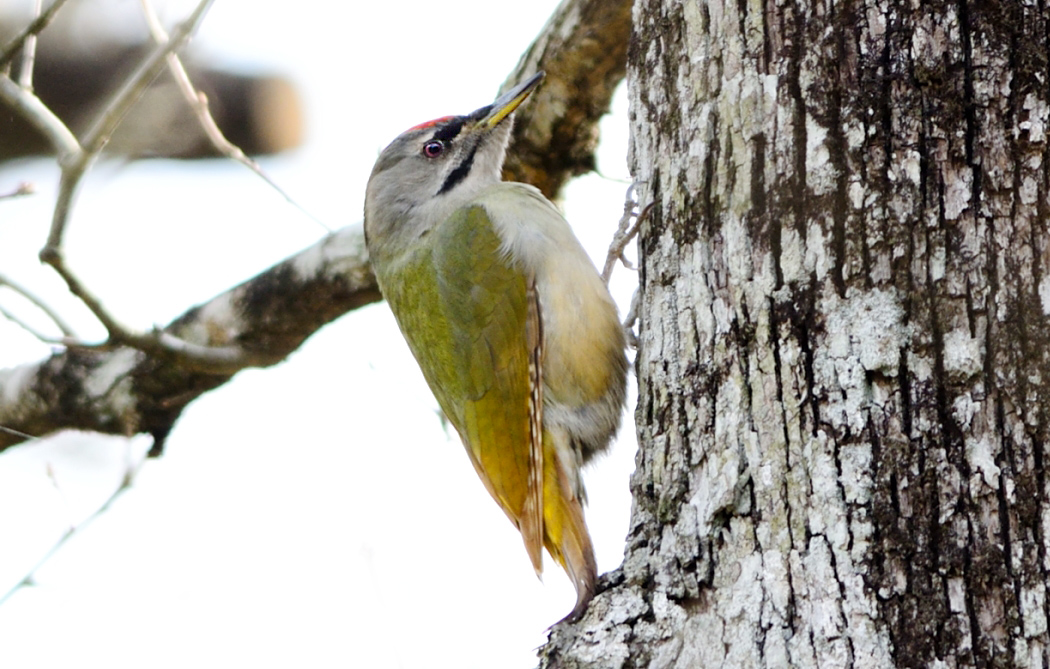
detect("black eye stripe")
(430, 117), (466, 143)
(437, 145), (478, 195)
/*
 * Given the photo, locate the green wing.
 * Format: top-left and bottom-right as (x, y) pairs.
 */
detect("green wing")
(381, 205), (533, 525)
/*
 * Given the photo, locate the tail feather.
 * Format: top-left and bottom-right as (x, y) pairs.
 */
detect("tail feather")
(542, 429), (597, 621)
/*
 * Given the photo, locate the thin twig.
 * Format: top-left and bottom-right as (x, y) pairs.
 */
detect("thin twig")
(622, 288), (639, 349)
(0, 424), (38, 440)
(0, 445), (147, 606)
(0, 75), (81, 160)
(601, 182), (647, 283)
(44, 0), (215, 252)
(0, 314), (80, 348)
(80, 0), (215, 155)
(18, 0), (44, 89)
(0, 0), (71, 70)
(0, 272), (76, 337)
(37, 250), (259, 373)
(3, 0), (263, 375)
(149, 328), (273, 373)
(36, 246), (134, 336)
(138, 0), (330, 233)
(0, 182), (35, 200)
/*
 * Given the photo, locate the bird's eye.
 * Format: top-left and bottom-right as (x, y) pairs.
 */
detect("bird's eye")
(422, 140), (445, 158)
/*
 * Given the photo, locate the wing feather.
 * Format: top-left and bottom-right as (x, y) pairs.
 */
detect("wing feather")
(519, 278), (545, 574)
(380, 204), (540, 564)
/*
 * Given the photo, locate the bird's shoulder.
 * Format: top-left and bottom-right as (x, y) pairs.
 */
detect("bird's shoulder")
(468, 182), (597, 279)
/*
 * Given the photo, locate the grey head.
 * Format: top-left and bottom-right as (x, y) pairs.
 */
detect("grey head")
(363, 72), (545, 264)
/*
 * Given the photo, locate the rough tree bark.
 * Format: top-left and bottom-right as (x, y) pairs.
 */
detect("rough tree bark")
(541, 0), (1050, 667)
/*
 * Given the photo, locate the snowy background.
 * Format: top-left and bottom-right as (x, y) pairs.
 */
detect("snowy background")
(0, 1), (636, 666)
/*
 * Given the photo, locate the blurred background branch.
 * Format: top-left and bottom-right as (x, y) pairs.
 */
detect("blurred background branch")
(0, 1), (636, 662)
(0, 0), (630, 450)
(0, 1), (303, 162)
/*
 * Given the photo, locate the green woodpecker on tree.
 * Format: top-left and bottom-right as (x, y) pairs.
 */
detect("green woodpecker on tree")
(364, 72), (628, 620)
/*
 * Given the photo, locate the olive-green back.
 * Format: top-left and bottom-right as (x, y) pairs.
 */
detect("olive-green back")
(379, 205), (532, 521)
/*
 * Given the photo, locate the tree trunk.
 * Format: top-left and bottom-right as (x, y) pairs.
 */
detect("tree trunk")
(542, 0), (1050, 667)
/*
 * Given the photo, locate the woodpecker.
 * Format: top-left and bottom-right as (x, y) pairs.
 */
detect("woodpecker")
(363, 72), (628, 621)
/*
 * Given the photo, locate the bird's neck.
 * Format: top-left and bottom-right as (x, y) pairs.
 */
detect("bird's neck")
(367, 174), (504, 267)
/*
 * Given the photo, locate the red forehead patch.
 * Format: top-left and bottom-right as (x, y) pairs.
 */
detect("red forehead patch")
(406, 115), (455, 132)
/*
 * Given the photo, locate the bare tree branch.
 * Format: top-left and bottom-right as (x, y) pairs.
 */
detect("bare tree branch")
(17, 0), (44, 89)
(0, 0), (262, 376)
(0, 0), (70, 70)
(601, 182), (642, 283)
(501, 0), (632, 199)
(138, 0), (329, 233)
(0, 75), (80, 159)
(0, 305), (60, 344)
(0, 182), (35, 200)
(0, 224), (380, 454)
(0, 272), (76, 337)
(0, 444), (146, 605)
(0, 0), (631, 456)
(44, 0), (215, 252)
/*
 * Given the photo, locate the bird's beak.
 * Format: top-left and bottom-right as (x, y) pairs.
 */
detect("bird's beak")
(476, 71), (546, 129)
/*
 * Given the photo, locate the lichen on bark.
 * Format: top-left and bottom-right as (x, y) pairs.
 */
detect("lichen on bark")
(541, 0), (1050, 667)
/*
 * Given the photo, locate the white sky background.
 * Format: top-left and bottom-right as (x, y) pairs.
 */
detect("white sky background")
(0, 1), (637, 666)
